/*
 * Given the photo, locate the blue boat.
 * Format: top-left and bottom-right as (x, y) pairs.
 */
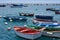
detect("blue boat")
(36, 23), (60, 28)
(35, 15), (53, 20)
(3, 16), (27, 21)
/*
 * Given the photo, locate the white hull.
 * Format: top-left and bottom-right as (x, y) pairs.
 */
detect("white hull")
(15, 31), (42, 39)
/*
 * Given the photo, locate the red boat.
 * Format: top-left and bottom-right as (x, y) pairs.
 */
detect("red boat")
(55, 11), (60, 14)
(14, 26), (43, 39)
(33, 19), (57, 24)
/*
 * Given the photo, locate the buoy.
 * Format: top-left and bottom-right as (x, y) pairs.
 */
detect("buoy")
(24, 25), (27, 27)
(10, 19), (13, 22)
(0, 16), (2, 18)
(5, 22), (8, 25)
(3, 16), (6, 17)
(8, 27), (11, 30)
(19, 18), (23, 20)
(47, 32), (53, 34)
(9, 18), (11, 19)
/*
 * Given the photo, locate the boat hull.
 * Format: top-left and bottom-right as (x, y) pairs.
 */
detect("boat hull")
(3, 16), (27, 21)
(42, 31), (60, 38)
(46, 8), (60, 11)
(32, 19), (57, 24)
(35, 15), (53, 20)
(14, 30), (42, 39)
(19, 13), (34, 17)
(55, 11), (60, 14)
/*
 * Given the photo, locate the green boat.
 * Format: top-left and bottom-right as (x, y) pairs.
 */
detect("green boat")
(27, 25), (60, 38)
(27, 25), (60, 31)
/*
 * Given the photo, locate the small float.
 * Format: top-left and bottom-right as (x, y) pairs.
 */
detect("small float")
(4, 22), (8, 25)
(0, 16), (2, 18)
(7, 27), (11, 30)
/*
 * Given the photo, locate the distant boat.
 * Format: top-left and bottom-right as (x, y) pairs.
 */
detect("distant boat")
(14, 26), (43, 39)
(3, 16), (27, 21)
(55, 11), (60, 14)
(35, 15), (53, 20)
(11, 4), (28, 8)
(33, 19), (57, 24)
(0, 5), (6, 7)
(19, 13), (34, 17)
(46, 8), (60, 11)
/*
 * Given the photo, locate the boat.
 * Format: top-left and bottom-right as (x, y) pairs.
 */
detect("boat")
(14, 26), (43, 39)
(46, 8), (60, 11)
(42, 31), (60, 38)
(11, 4), (28, 8)
(35, 15), (53, 20)
(42, 27), (60, 38)
(3, 16), (27, 21)
(11, 4), (24, 8)
(19, 13), (34, 17)
(32, 19), (57, 24)
(36, 22), (60, 27)
(0, 5), (6, 7)
(55, 11), (60, 14)
(30, 26), (60, 38)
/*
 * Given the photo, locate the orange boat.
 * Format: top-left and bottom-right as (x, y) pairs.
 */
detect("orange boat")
(14, 26), (43, 39)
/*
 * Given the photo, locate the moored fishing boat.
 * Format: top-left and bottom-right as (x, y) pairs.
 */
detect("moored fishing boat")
(0, 4), (6, 7)
(11, 4), (24, 8)
(3, 16), (27, 21)
(36, 22), (60, 27)
(32, 19), (57, 24)
(29, 25), (60, 38)
(14, 26), (44, 39)
(46, 8), (60, 11)
(19, 13), (34, 17)
(55, 11), (60, 14)
(42, 27), (60, 38)
(35, 15), (53, 20)
(11, 4), (28, 8)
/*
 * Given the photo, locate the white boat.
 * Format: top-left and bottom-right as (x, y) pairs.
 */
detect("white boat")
(14, 26), (43, 39)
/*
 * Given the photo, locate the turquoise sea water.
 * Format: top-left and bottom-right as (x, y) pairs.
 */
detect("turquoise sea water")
(0, 4), (60, 40)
